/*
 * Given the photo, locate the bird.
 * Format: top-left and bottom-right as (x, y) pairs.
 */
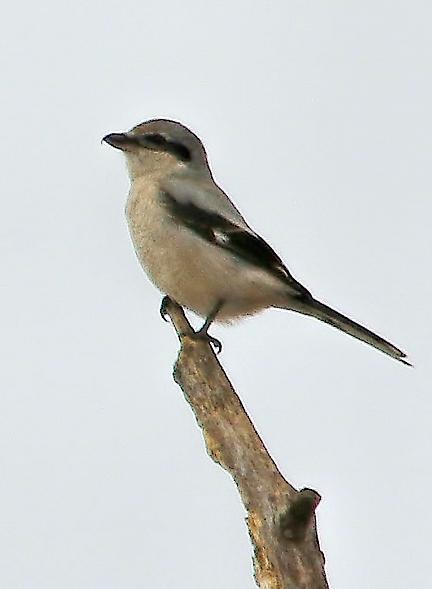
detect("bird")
(102, 118), (409, 365)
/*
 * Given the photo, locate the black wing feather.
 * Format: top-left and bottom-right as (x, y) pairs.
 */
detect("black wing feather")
(161, 191), (311, 298)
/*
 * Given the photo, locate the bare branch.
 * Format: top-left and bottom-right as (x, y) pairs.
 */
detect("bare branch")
(164, 298), (329, 589)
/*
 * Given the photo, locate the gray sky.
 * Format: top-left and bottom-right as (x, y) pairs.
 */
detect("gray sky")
(1, 1), (431, 587)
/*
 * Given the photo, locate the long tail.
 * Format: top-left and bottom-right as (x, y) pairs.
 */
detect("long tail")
(288, 297), (411, 365)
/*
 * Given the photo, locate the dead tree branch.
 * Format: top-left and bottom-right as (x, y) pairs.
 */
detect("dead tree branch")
(164, 298), (329, 589)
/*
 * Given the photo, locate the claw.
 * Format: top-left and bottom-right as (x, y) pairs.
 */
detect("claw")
(207, 335), (222, 354)
(191, 331), (222, 354)
(159, 296), (223, 353)
(160, 296), (172, 322)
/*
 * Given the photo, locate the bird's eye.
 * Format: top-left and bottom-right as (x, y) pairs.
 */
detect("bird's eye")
(143, 133), (167, 145)
(140, 133), (191, 162)
(168, 141), (191, 162)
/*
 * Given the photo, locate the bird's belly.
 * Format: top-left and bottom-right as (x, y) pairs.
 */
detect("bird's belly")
(127, 201), (281, 321)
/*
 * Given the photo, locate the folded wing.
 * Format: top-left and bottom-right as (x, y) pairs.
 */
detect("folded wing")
(160, 189), (311, 299)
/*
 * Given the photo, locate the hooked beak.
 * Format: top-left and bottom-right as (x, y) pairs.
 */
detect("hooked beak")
(102, 133), (139, 150)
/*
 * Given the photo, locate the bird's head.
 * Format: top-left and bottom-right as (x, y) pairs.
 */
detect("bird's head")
(103, 118), (209, 179)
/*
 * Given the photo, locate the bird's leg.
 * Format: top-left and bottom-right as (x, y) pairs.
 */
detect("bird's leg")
(198, 301), (223, 334)
(160, 296), (224, 353)
(193, 300), (224, 354)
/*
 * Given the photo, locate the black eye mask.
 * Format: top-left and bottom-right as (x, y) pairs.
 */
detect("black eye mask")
(141, 133), (191, 162)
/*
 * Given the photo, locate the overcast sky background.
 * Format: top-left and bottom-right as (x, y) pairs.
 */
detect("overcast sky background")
(1, 1), (431, 587)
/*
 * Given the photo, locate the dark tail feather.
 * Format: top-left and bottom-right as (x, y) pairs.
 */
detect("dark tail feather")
(289, 297), (411, 366)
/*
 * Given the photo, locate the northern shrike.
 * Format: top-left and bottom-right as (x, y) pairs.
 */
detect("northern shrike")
(103, 118), (409, 364)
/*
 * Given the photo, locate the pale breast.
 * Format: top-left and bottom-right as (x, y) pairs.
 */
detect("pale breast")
(126, 181), (226, 316)
(125, 180), (284, 320)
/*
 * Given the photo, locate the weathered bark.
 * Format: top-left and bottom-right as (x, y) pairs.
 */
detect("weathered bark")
(164, 298), (329, 589)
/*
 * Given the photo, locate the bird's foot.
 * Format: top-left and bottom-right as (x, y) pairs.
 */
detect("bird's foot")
(160, 296), (222, 353)
(189, 329), (223, 354)
(159, 295), (172, 322)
